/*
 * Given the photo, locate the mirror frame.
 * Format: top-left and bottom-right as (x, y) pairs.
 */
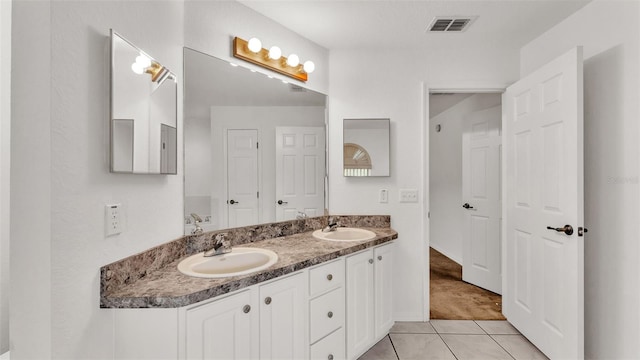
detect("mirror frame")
(343, 118), (391, 177)
(182, 47), (329, 234)
(109, 29), (178, 175)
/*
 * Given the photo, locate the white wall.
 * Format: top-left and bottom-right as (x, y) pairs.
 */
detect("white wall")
(184, 0), (329, 95)
(12, 0), (184, 358)
(185, 106), (325, 231)
(429, 94), (501, 264)
(328, 47), (518, 320)
(0, 0), (11, 354)
(10, 1), (330, 358)
(520, 1), (640, 358)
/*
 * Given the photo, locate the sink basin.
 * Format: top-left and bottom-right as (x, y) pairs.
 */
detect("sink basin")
(178, 247), (278, 279)
(312, 228), (377, 242)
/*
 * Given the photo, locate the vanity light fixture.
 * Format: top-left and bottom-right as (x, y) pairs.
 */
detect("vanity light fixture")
(232, 37), (315, 82)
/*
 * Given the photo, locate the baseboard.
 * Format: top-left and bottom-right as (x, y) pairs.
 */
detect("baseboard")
(429, 244), (462, 265)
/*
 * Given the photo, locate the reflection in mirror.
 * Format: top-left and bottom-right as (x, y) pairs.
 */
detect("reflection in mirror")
(343, 118), (390, 177)
(184, 48), (327, 235)
(110, 30), (178, 174)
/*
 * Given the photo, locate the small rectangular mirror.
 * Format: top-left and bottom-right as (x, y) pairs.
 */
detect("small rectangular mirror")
(343, 118), (390, 177)
(110, 30), (178, 174)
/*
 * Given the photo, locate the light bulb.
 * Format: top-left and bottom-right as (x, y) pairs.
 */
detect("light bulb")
(303, 60), (315, 74)
(131, 62), (144, 74)
(135, 55), (151, 69)
(286, 54), (300, 67)
(247, 37), (262, 53)
(268, 46), (282, 60)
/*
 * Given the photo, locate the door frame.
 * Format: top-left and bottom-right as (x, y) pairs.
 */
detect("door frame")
(422, 83), (507, 321)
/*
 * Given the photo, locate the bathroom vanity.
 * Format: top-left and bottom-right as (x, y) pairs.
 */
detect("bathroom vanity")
(101, 215), (397, 360)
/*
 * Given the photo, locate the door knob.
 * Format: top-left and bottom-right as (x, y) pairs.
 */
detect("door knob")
(228, 199), (239, 205)
(546, 224), (574, 235)
(462, 203), (474, 209)
(277, 200), (288, 205)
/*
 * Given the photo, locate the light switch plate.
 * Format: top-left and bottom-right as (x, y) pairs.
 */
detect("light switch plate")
(399, 189), (419, 203)
(379, 189), (388, 203)
(105, 203), (122, 236)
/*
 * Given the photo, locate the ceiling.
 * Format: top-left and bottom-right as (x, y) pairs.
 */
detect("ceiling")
(238, 0), (591, 51)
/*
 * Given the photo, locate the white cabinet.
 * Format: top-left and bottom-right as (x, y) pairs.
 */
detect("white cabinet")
(346, 243), (394, 360)
(184, 289), (258, 360)
(308, 258), (346, 360)
(259, 272), (308, 360)
(183, 272), (306, 360)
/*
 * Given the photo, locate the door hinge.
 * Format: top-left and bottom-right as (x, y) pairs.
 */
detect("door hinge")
(257, 191), (259, 198)
(256, 142), (259, 149)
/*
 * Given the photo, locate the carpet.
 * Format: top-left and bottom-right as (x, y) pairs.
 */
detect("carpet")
(430, 247), (505, 320)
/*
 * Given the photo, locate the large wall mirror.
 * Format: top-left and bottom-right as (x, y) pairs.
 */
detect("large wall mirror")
(184, 48), (327, 235)
(110, 30), (177, 174)
(343, 118), (390, 177)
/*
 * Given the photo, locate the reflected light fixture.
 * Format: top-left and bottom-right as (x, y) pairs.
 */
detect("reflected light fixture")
(131, 52), (170, 83)
(232, 37), (315, 82)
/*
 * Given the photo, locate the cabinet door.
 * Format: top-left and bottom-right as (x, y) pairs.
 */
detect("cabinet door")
(374, 243), (394, 339)
(346, 249), (375, 360)
(259, 272), (308, 360)
(185, 290), (257, 360)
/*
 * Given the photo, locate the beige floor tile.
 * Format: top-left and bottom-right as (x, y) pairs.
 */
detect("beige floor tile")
(430, 320), (485, 334)
(390, 333), (456, 360)
(440, 334), (513, 360)
(475, 320), (520, 334)
(358, 336), (398, 360)
(390, 322), (437, 334)
(492, 335), (549, 360)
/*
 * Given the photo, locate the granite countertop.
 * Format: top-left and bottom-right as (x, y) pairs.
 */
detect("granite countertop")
(101, 227), (397, 309)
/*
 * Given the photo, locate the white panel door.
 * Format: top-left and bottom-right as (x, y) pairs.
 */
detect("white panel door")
(275, 127), (325, 220)
(227, 129), (259, 228)
(185, 290), (258, 360)
(462, 105), (502, 294)
(346, 250), (374, 360)
(503, 47), (584, 359)
(259, 273), (307, 360)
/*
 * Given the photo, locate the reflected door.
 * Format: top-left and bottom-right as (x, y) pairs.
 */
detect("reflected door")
(275, 127), (325, 220)
(227, 129), (259, 228)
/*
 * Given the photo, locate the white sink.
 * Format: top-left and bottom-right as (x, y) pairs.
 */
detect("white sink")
(312, 227), (377, 242)
(178, 247), (278, 279)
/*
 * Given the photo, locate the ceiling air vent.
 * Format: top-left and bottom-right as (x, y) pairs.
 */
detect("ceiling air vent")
(289, 84), (307, 93)
(427, 16), (477, 32)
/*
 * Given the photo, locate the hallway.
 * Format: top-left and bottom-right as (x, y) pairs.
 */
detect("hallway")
(430, 248), (504, 320)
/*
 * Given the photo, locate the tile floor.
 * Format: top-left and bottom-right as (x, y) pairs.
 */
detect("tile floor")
(358, 320), (548, 360)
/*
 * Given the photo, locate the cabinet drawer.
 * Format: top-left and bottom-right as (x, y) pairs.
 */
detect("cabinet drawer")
(310, 287), (344, 344)
(310, 327), (345, 360)
(309, 258), (344, 297)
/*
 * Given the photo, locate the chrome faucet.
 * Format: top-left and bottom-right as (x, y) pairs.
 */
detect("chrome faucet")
(190, 213), (204, 235)
(322, 222), (339, 233)
(204, 233), (231, 257)
(296, 211), (308, 220)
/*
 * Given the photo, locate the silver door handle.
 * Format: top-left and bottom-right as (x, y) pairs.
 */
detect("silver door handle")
(277, 200), (288, 205)
(546, 224), (574, 235)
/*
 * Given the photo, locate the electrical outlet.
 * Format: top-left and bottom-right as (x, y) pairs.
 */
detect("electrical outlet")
(399, 189), (419, 203)
(105, 204), (122, 236)
(379, 189), (388, 203)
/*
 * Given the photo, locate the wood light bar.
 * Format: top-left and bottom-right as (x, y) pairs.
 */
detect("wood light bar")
(233, 37), (308, 82)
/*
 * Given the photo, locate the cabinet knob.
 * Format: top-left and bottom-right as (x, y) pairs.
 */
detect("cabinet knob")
(243, 305), (251, 313)
(378, 255), (382, 261)
(328, 355), (334, 360)
(264, 297), (272, 305)
(327, 311), (333, 318)
(327, 274), (333, 281)
(368, 259), (374, 264)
